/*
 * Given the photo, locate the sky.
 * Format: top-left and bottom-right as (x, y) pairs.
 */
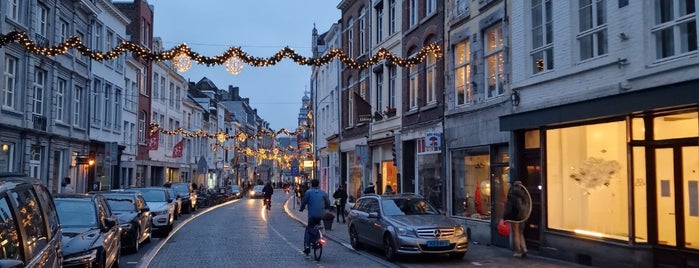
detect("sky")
(146, 0), (340, 131)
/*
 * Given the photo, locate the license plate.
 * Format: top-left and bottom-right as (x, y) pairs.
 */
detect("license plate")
(426, 240), (449, 247)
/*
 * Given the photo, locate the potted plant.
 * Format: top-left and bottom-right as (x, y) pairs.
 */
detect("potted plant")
(322, 211), (335, 230)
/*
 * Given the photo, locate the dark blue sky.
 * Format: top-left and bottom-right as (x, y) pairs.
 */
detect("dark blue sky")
(147, 0), (340, 131)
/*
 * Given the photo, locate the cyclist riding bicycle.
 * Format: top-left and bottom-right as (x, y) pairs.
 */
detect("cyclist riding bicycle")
(262, 182), (274, 207)
(299, 179), (331, 255)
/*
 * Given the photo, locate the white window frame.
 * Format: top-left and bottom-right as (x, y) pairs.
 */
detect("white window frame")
(59, 19), (69, 42)
(409, 0), (418, 27)
(348, 18), (354, 59)
(389, 0), (397, 35)
(426, 53), (437, 104)
(388, 65), (396, 108)
(94, 23), (103, 51)
(160, 76), (166, 103)
(409, 55), (419, 110)
(3, 55), (18, 109)
(169, 82), (175, 107)
(115, 88), (122, 129)
(56, 78), (66, 122)
(532, 0), (555, 73)
(652, 0), (698, 60)
(7, 0), (19, 21)
(454, 40), (471, 106)
(484, 24), (505, 99)
(138, 112), (146, 144)
(427, 0), (437, 15)
(376, 5), (384, 43)
(32, 69), (46, 116)
(73, 86), (82, 127)
(175, 86), (181, 110)
(104, 83), (112, 127)
(359, 8), (366, 53)
(577, 0), (607, 61)
(348, 89), (354, 126)
(106, 30), (115, 67)
(37, 5), (49, 37)
(376, 71), (384, 111)
(92, 79), (102, 124)
(76, 31), (87, 61)
(152, 73), (160, 100)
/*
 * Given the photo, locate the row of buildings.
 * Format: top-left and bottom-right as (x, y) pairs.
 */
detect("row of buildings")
(0, 0), (277, 197)
(309, 0), (699, 267)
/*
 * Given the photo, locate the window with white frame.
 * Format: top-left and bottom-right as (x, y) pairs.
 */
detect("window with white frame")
(455, 40), (471, 106)
(106, 30), (114, 66)
(389, 0), (397, 34)
(409, 0), (418, 27)
(32, 69), (46, 115)
(92, 79), (102, 124)
(131, 80), (138, 109)
(360, 8), (366, 53)
(115, 88), (122, 129)
(104, 84), (112, 127)
(152, 73), (160, 100)
(427, 0), (437, 15)
(376, 5), (384, 43)
(376, 71), (384, 111)
(485, 24), (505, 98)
(37, 5), (49, 37)
(532, 0), (554, 73)
(360, 74), (368, 99)
(349, 89), (354, 126)
(139, 69), (147, 95)
(59, 20), (69, 42)
(388, 65), (396, 108)
(3, 55), (18, 109)
(56, 78), (66, 122)
(426, 53), (437, 104)
(578, 0), (607, 61)
(653, 0), (697, 59)
(409, 56), (419, 109)
(95, 23), (103, 51)
(73, 86), (82, 126)
(76, 31), (86, 61)
(138, 112), (146, 144)
(160, 76), (166, 102)
(169, 82), (175, 107)
(7, 0), (19, 21)
(348, 18), (354, 58)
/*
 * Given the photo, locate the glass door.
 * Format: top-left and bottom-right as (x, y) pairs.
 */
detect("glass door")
(654, 146), (699, 249)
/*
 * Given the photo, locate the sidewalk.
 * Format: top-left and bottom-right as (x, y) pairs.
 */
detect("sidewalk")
(282, 194), (585, 267)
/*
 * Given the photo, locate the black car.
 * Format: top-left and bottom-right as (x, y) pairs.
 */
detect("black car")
(55, 194), (121, 268)
(102, 192), (152, 253)
(167, 182), (197, 213)
(0, 173), (62, 267)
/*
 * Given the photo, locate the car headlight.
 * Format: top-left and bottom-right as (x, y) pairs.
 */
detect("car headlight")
(64, 248), (98, 263)
(153, 210), (168, 216)
(454, 225), (465, 236)
(396, 227), (417, 237)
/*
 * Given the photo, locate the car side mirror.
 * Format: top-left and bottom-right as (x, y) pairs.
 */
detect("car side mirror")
(104, 217), (118, 230)
(368, 212), (380, 219)
(0, 259), (25, 268)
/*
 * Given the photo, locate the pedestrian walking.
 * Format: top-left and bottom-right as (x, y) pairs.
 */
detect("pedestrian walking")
(332, 184), (348, 223)
(504, 180), (531, 258)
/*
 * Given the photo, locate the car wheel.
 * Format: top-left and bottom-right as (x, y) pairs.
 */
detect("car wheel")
(349, 226), (363, 250)
(449, 252), (466, 259)
(383, 234), (397, 262)
(132, 230), (140, 253)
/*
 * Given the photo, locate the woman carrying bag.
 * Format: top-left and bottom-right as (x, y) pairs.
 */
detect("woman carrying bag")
(332, 184), (348, 223)
(503, 180), (531, 258)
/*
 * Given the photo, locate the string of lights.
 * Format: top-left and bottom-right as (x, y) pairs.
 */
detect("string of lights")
(149, 123), (310, 142)
(0, 31), (442, 70)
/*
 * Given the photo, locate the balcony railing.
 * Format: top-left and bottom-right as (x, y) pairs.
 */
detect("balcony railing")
(32, 114), (47, 131)
(452, 0), (470, 18)
(34, 33), (49, 48)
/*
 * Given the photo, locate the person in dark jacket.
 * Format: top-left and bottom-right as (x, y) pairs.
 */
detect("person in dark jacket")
(363, 182), (375, 195)
(332, 184), (348, 223)
(504, 180), (529, 258)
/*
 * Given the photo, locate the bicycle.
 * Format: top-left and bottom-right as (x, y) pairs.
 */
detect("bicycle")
(264, 197), (271, 211)
(305, 224), (326, 261)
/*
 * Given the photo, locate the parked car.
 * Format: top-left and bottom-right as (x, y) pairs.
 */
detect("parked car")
(249, 185), (265, 198)
(102, 192), (152, 253)
(167, 182), (197, 213)
(55, 193), (121, 268)
(347, 194), (468, 261)
(123, 187), (175, 235)
(0, 173), (62, 268)
(167, 188), (182, 220)
(229, 185), (242, 199)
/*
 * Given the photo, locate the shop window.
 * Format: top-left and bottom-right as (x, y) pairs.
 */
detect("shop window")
(418, 153), (443, 210)
(653, 111), (698, 140)
(0, 143), (14, 172)
(631, 117), (645, 140)
(451, 150), (491, 220)
(632, 147), (648, 243)
(546, 121), (629, 240)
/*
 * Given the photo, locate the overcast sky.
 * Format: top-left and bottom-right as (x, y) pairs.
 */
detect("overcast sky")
(146, 0), (340, 131)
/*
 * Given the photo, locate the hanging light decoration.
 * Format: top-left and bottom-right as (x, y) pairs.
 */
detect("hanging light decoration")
(172, 51), (192, 72)
(225, 56), (244, 75)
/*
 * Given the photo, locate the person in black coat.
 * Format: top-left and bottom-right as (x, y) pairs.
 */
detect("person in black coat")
(504, 181), (529, 258)
(363, 182), (376, 195)
(332, 184), (348, 223)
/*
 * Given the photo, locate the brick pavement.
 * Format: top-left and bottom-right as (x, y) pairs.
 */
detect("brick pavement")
(283, 194), (586, 268)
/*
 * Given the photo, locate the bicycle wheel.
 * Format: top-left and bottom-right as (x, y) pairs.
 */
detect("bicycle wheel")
(313, 243), (322, 261)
